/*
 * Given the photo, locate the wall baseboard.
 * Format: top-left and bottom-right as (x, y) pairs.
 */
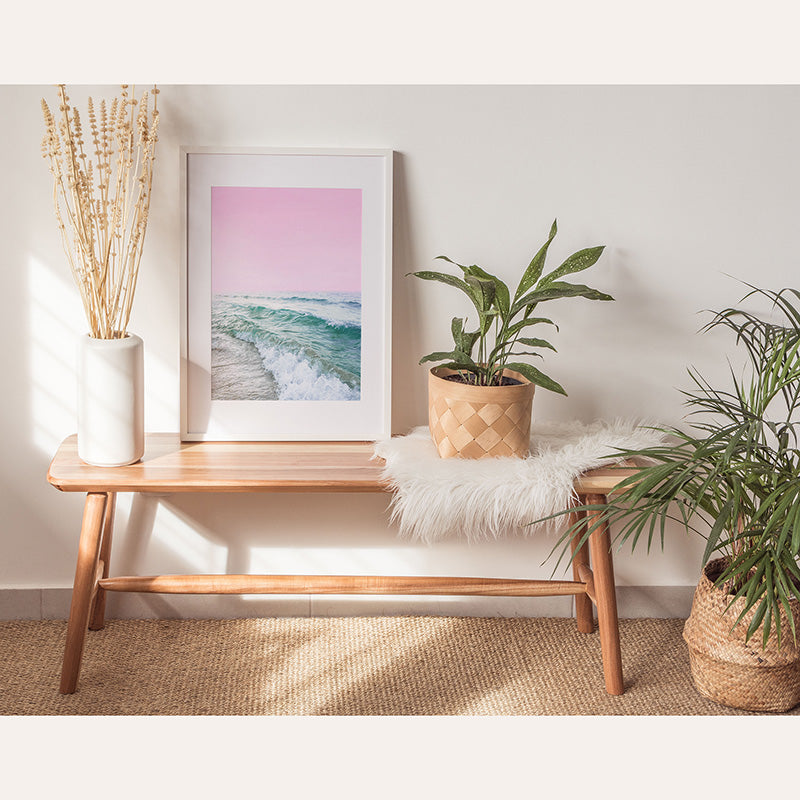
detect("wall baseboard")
(0, 585), (694, 621)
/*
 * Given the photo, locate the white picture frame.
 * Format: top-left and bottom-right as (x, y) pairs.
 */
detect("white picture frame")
(180, 147), (392, 441)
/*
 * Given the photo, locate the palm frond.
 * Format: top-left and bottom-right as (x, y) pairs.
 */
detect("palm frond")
(535, 284), (800, 645)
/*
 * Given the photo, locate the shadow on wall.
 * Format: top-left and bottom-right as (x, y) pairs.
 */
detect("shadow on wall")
(391, 151), (428, 434)
(98, 489), (576, 620)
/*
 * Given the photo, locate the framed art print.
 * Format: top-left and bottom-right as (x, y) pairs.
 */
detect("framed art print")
(180, 147), (392, 441)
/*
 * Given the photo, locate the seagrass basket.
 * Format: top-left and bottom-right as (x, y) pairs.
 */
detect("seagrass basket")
(682, 557), (800, 712)
(428, 366), (535, 459)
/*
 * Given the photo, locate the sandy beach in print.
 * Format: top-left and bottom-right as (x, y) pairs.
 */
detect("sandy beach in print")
(210, 187), (362, 401)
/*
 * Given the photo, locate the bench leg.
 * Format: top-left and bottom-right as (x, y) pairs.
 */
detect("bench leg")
(60, 492), (107, 694)
(586, 493), (624, 696)
(89, 492), (116, 631)
(570, 506), (594, 633)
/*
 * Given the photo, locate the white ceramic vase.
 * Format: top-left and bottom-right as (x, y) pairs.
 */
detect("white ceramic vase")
(77, 333), (144, 467)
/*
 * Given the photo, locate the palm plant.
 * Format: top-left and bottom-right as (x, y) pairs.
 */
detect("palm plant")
(410, 220), (613, 394)
(550, 285), (800, 647)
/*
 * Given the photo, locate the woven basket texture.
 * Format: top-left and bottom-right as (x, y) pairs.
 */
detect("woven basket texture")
(428, 367), (535, 459)
(682, 557), (800, 712)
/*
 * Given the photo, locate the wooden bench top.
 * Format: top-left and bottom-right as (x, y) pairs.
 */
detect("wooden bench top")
(47, 433), (638, 494)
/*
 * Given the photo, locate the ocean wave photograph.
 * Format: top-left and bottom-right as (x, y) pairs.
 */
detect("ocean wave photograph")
(211, 292), (362, 401)
(210, 184), (363, 402)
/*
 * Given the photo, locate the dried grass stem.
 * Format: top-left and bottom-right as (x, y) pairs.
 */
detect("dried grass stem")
(41, 84), (159, 338)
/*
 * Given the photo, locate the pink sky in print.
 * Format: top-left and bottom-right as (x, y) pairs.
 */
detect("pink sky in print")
(211, 186), (362, 294)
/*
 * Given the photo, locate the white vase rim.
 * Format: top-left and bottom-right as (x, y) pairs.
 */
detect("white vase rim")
(82, 332), (142, 345)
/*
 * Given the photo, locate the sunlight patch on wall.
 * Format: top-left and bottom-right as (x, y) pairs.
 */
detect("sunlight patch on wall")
(28, 257), (83, 454)
(247, 546), (428, 577)
(28, 256), (179, 455)
(149, 502), (229, 574)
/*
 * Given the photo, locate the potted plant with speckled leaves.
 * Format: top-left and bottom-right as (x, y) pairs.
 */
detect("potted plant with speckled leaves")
(410, 220), (613, 459)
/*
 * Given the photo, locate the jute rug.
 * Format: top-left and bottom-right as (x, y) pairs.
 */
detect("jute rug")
(1, 617), (798, 715)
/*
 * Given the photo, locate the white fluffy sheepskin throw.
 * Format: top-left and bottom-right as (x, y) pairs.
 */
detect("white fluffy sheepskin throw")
(373, 420), (664, 544)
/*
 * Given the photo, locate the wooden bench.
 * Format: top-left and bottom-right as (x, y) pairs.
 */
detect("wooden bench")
(48, 433), (636, 696)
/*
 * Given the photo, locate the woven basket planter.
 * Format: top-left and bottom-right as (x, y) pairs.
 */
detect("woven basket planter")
(427, 366), (535, 459)
(682, 557), (800, 712)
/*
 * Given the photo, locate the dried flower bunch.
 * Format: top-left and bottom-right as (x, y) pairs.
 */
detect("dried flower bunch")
(41, 84), (160, 339)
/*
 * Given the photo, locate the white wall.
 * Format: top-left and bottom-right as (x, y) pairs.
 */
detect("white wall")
(2, 84), (798, 618)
